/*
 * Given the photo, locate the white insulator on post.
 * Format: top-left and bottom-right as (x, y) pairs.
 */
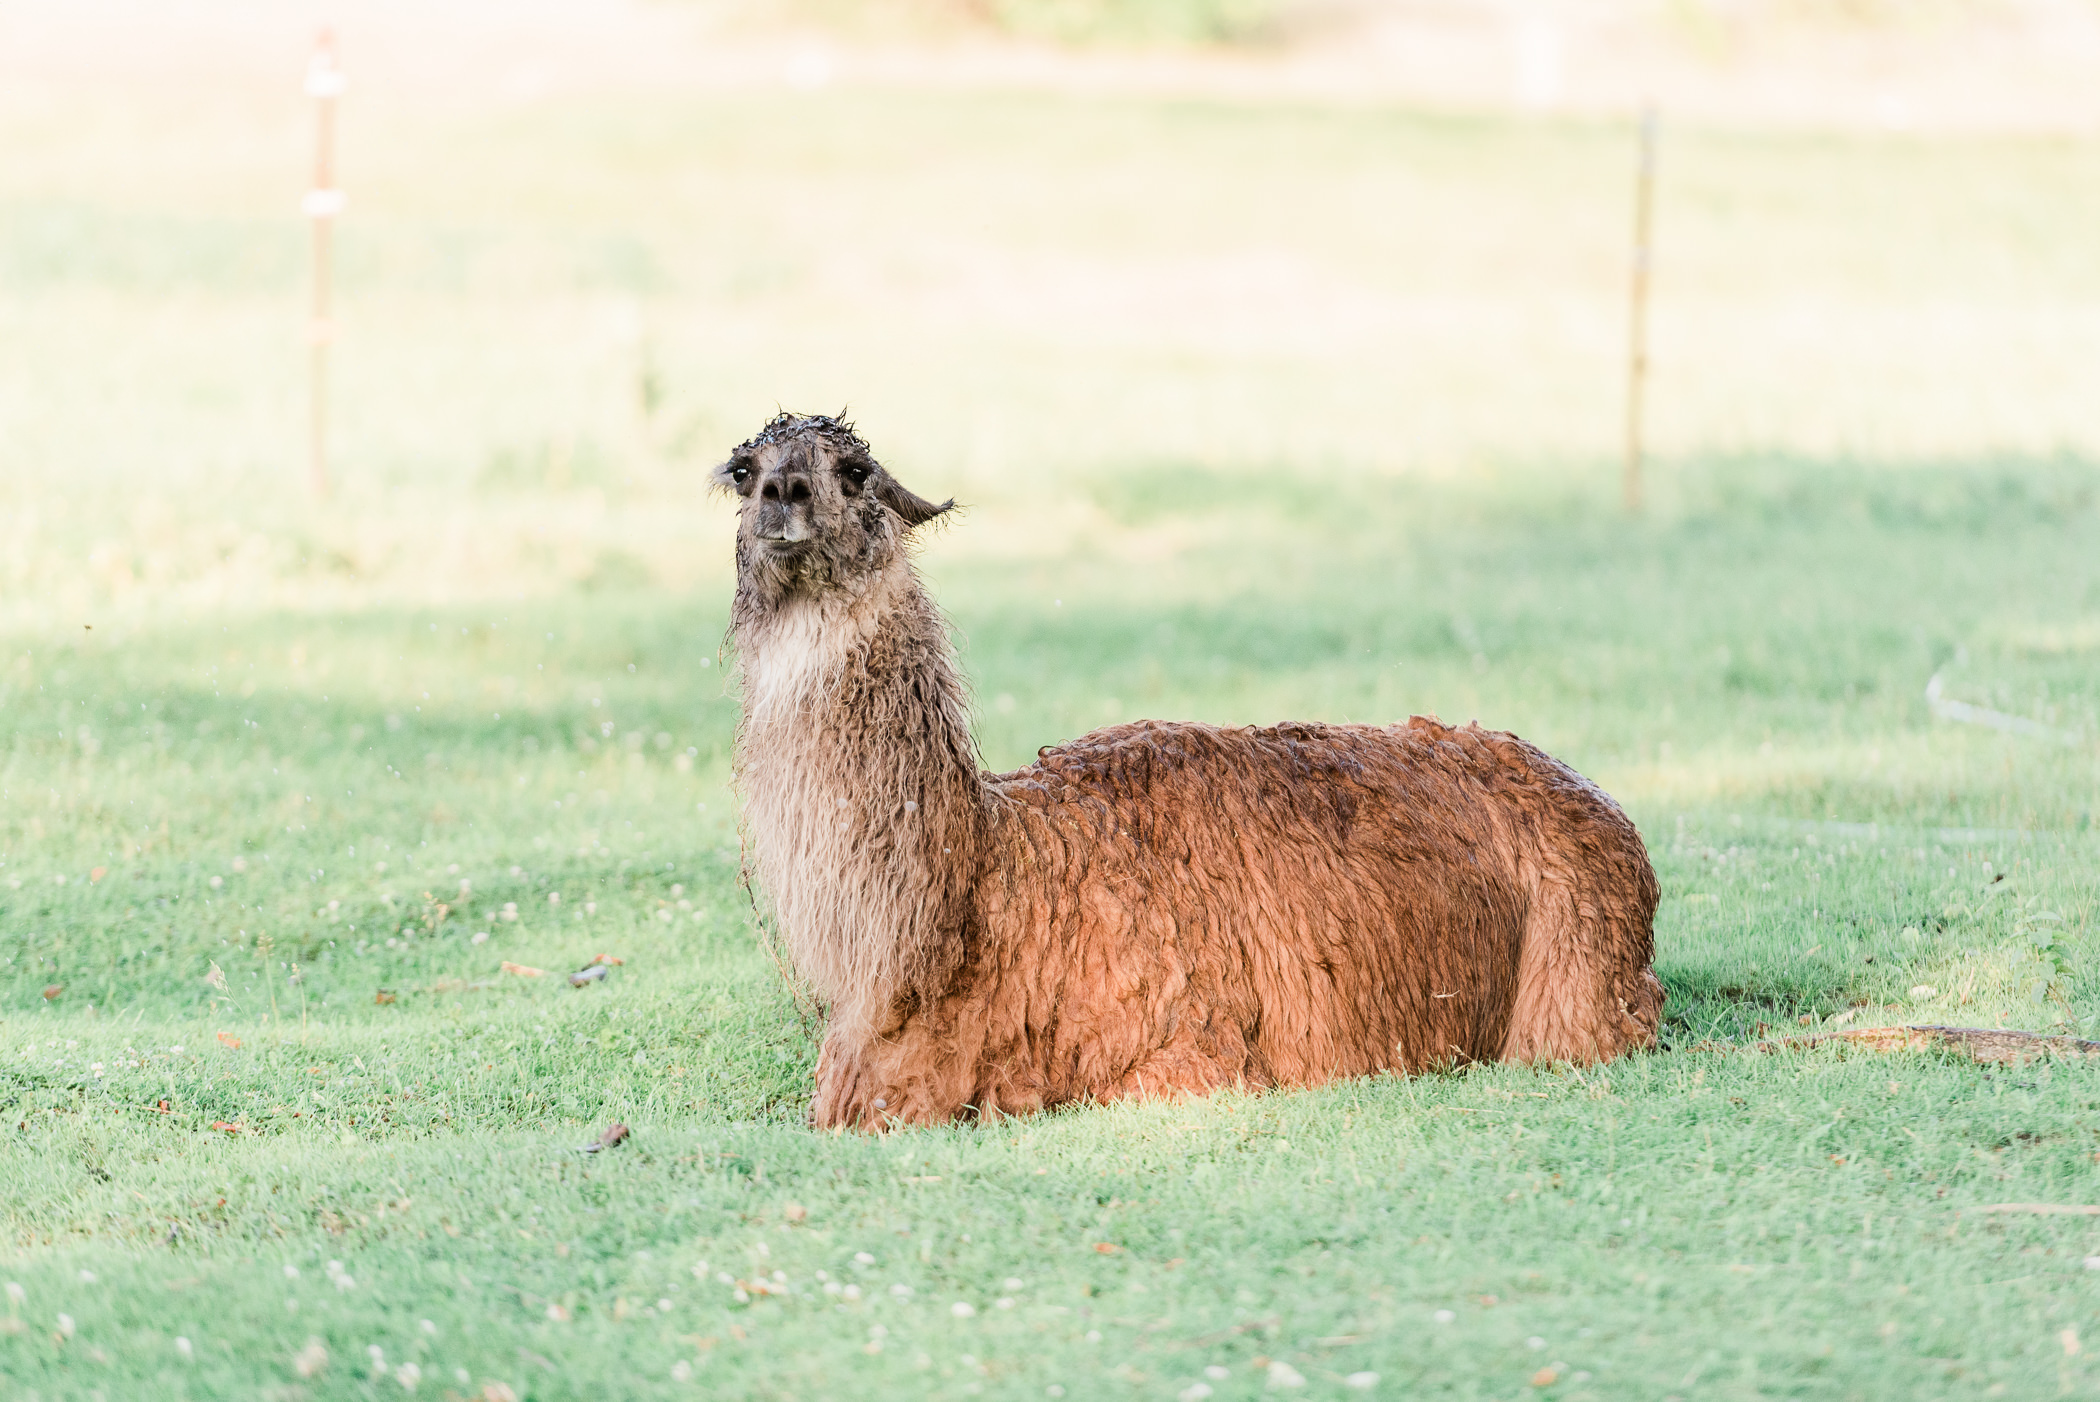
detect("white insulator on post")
(305, 64), (346, 100)
(302, 188), (347, 218)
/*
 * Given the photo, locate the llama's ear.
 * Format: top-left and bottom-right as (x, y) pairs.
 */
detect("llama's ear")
(875, 472), (955, 529)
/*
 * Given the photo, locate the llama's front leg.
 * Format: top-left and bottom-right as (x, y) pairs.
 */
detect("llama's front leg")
(1109, 1043), (1246, 1104)
(810, 1023), (968, 1130)
(810, 1029), (880, 1130)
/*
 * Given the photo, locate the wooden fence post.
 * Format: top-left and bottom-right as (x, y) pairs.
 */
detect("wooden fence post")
(1623, 105), (1656, 514)
(304, 29), (346, 498)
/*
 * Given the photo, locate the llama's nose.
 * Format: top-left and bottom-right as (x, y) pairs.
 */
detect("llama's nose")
(756, 467), (814, 543)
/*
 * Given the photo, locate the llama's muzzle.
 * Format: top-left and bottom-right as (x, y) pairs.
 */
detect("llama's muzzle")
(755, 502), (812, 545)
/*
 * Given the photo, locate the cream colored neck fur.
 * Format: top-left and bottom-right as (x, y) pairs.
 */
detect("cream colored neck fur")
(733, 557), (982, 1036)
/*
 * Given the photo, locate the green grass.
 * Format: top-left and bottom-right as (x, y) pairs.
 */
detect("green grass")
(7, 458), (2100, 1399)
(5, 47), (2100, 1401)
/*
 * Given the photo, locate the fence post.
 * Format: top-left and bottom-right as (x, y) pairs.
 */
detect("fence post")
(1623, 105), (1656, 514)
(303, 29), (346, 498)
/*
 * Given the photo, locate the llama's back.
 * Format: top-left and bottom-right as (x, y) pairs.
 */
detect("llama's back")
(983, 715), (1659, 1086)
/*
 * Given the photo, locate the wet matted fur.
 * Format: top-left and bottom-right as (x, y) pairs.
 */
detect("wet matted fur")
(715, 413), (1664, 1129)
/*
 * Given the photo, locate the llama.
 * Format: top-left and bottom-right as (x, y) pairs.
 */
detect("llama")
(717, 412), (1664, 1129)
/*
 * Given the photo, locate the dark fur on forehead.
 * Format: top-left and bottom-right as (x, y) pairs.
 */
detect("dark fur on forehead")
(732, 411), (870, 460)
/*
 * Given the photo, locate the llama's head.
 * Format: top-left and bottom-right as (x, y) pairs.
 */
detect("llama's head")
(715, 413), (952, 601)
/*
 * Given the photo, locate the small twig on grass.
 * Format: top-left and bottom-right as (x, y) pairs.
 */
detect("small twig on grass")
(1926, 671), (2079, 745)
(1764, 1024), (2100, 1066)
(1174, 1315), (1279, 1349)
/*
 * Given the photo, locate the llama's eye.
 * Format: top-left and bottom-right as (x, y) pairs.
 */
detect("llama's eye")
(841, 465), (871, 489)
(731, 466), (750, 485)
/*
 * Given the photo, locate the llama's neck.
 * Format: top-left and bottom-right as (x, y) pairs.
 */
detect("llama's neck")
(731, 559), (986, 1032)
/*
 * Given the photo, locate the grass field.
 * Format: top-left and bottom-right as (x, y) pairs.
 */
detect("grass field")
(6, 12), (2100, 1398)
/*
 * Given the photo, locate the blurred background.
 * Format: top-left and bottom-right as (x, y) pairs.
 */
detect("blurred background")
(2, 0), (2096, 829)
(4, 0), (2097, 613)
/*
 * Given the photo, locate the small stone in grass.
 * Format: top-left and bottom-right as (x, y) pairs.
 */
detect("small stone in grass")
(951, 1301), (976, 1318)
(1267, 1360), (1306, 1388)
(784, 1203), (807, 1222)
(1205, 1365), (1231, 1380)
(1433, 1309), (1456, 1324)
(293, 1338), (328, 1377)
(2085, 1256), (2100, 1271)
(1345, 1373), (1379, 1390)
(1179, 1385), (1213, 1401)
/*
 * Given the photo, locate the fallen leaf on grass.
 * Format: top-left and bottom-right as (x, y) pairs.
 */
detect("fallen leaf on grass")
(501, 962), (546, 978)
(1531, 1366), (1560, 1386)
(89, 866), (106, 882)
(373, 990), (396, 1005)
(1093, 1242), (1120, 1254)
(41, 984), (63, 1001)
(216, 1032), (243, 1049)
(210, 1121), (241, 1134)
(576, 1122), (630, 1155)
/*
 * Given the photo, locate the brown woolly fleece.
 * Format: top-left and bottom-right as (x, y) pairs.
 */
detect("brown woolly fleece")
(715, 413), (1664, 1129)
